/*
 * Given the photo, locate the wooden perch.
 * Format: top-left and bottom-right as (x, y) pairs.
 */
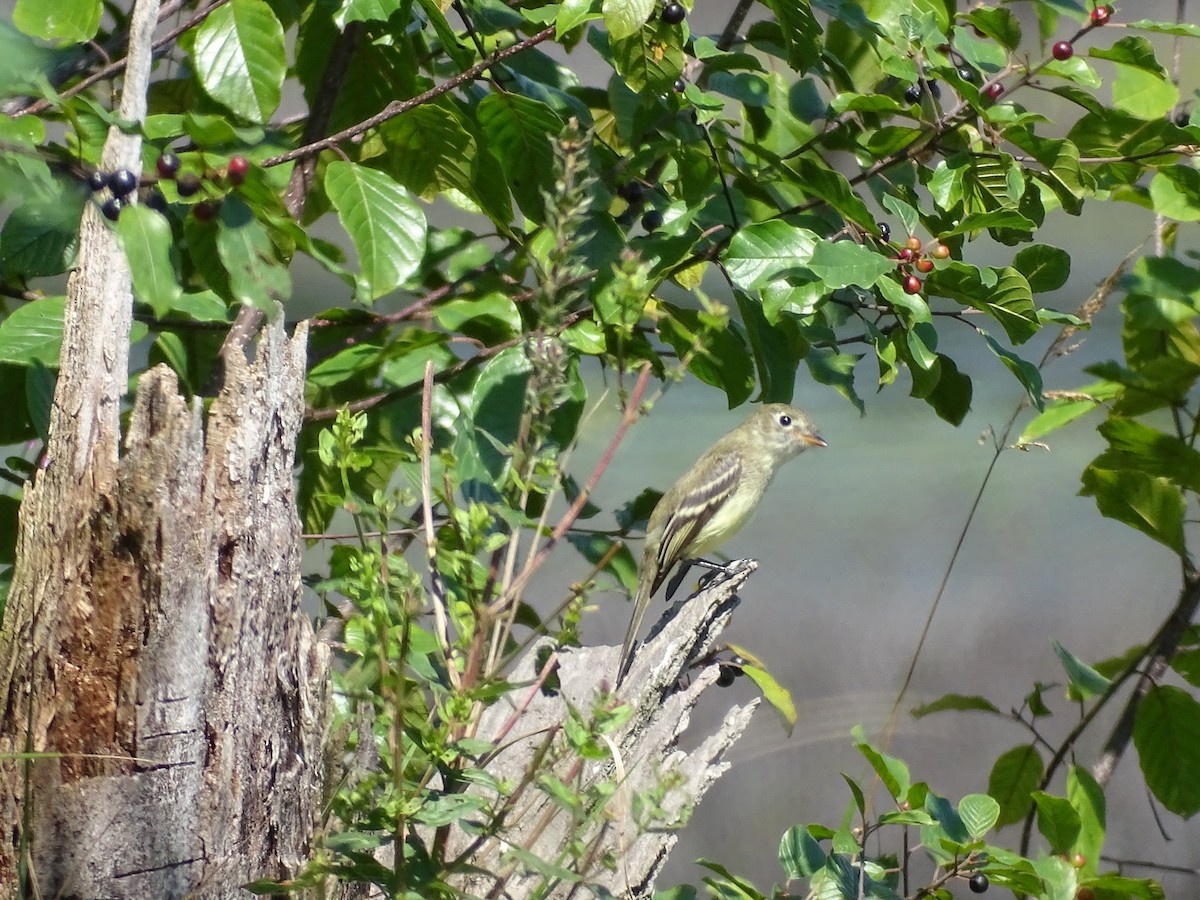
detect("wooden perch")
(449, 559), (761, 899)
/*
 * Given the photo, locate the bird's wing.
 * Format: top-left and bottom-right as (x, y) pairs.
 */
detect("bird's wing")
(650, 450), (742, 596)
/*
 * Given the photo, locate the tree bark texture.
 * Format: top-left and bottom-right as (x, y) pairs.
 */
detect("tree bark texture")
(0, 0), (329, 894)
(451, 560), (760, 899)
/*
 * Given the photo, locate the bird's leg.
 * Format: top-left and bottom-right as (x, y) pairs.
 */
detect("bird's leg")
(666, 558), (738, 600)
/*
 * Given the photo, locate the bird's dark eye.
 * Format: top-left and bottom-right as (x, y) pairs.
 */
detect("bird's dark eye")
(779, 414), (792, 427)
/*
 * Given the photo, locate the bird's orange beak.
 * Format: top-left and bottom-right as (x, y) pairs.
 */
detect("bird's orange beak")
(802, 433), (828, 448)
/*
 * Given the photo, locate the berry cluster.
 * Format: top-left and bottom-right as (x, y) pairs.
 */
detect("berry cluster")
(616, 180), (666, 233)
(893, 235), (950, 296)
(85, 151), (252, 223)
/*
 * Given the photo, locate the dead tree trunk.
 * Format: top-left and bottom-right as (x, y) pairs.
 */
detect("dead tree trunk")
(0, 0), (329, 895)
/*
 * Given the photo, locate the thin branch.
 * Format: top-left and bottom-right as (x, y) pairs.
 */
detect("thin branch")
(260, 26), (557, 169)
(487, 364), (653, 618)
(421, 359), (459, 690)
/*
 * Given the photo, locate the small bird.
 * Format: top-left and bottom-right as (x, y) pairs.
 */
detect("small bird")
(616, 403), (826, 685)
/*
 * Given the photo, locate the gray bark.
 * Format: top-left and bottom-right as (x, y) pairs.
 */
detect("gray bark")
(450, 560), (760, 899)
(0, 0), (329, 894)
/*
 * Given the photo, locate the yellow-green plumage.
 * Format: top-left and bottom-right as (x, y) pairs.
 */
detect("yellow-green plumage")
(616, 403), (825, 685)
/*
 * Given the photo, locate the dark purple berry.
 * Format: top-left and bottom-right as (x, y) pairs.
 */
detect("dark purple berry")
(716, 665), (736, 687)
(618, 181), (645, 203)
(156, 152), (181, 179)
(176, 172), (202, 197)
(968, 872), (989, 893)
(144, 190), (169, 214)
(661, 2), (686, 25)
(86, 170), (110, 192)
(192, 199), (220, 222)
(673, 77), (686, 93)
(904, 84), (922, 103)
(877, 221), (891, 242)
(641, 209), (663, 231)
(101, 197), (124, 221)
(958, 66), (978, 83)
(109, 169), (138, 197)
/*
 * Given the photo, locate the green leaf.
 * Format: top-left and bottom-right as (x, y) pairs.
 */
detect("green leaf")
(602, 0), (654, 41)
(325, 161), (427, 303)
(659, 304), (754, 407)
(192, 0), (286, 124)
(1097, 417), (1200, 493)
(911, 693), (1002, 718)
(778, 826), (827, 880)
(928, 265), (1038, 345)
(0, 198), (82, 277)
(610, 14), (685, 94)
(1079, 464), (1186, 555)
(476, 93), (563, 219)
(880, 194), (919, 240)
(0, 297), (65, 367)
(215, 198), (291, 315)
(1133, 684), (1200, 818)
(722, 221), (818, 291)
(989, 744), (1044, 827)
(1013, 244), (1071, 293)
(806, 347), (863, 413)
(1149, 166), (1200, 222)
(1052, 640), (1112, 701)
(1067, 766), (1105, 876)
(13, 0), (100, 45)
(958, 794), (1000, 840)
(1032, 791), (1081, 855)
(1017, 382), (1119, 445)
(851, 724), (909, 801)
(1110, 63), (1179, 121)
(762, 0), (821, 72)
(739, 661), (797, 734)
(117, 206), (182, 318)
(924, 792), (969, 845)
(981, 331), (1043, 408)
(807, 241), (897, 290)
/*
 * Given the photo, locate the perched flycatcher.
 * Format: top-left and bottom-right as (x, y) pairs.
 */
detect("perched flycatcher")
(616, 403), (826, 685)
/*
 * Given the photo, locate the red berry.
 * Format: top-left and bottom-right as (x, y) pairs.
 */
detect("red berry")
(905, 235), (922, 252)
(1052, 41), (1073, 61)
(903, 274), (922, 294)
(227, 155), (250, 186)
(932, 243), (951, 259)
(984, 82), (1005, 101)
(898, 247), (916, 263)
(916, 258), (935, 273)
(192, 199), (220, 222)
(1090, 5), (1111, 25)
(661, 2), (686, 25)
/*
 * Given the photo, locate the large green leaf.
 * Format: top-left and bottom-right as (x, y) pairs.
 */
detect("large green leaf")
(601, 0), (654, 41)
(193, 0), (286, 123)
(215, 198), (292, 315)
(325, 161), (427, 303)
(476, 93), (563, 219)
(1133, 684), (1200, 818)
(989, 744), (1043, 827)
(13, 0), (100, 45)
(762, 0), (821, 71)
(722, 221), (819, 291)
(1079, 464), (1186, 555)
(0, 297), (65, 367)
(1032, 792), (1081, 856)
(1067, 767), (1105, 877)
(610, 15), (685, 93)
(117, 206), (182, 318)
(0, 198), (82, 278)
